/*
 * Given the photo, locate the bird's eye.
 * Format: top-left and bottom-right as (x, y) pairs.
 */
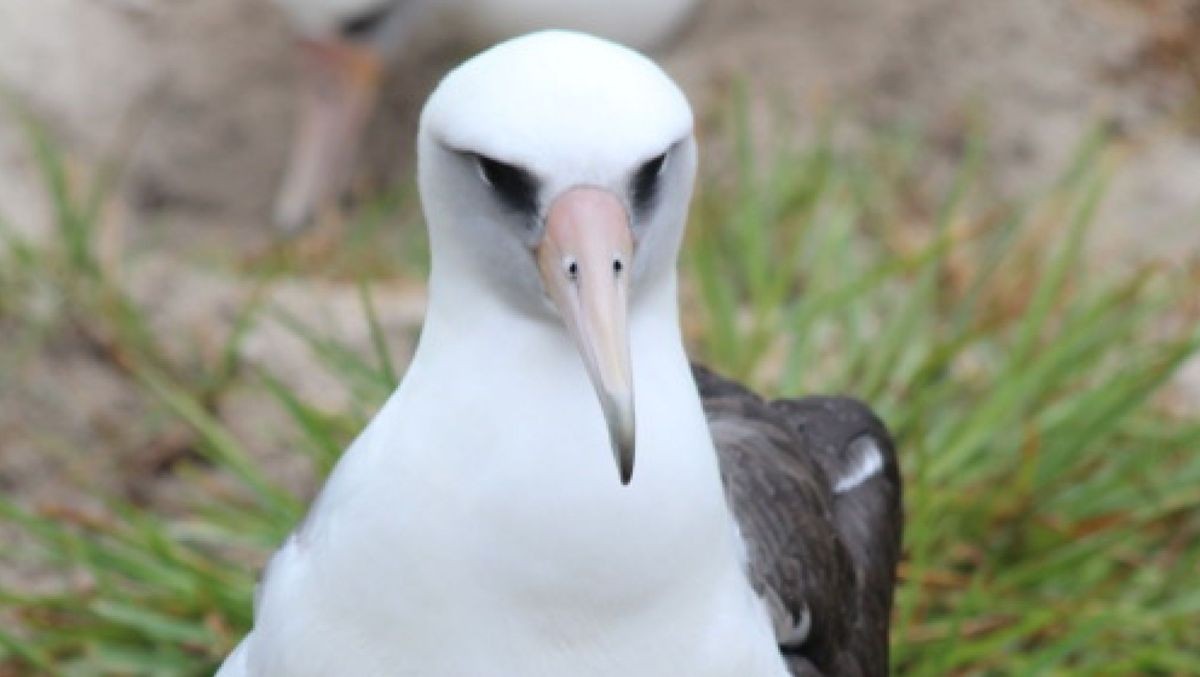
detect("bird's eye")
(476, 155), (539, 215)
(339, 3), (394, 39)
(631, 151), (668, 214)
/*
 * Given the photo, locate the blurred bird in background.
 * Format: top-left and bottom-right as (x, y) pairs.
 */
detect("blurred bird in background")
(269, 0), (701, 233)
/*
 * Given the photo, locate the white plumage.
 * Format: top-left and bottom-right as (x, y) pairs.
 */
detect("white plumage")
(219, 31), (789, 676)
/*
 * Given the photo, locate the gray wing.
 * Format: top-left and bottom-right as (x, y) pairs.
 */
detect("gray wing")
(692, 364), (902, 677)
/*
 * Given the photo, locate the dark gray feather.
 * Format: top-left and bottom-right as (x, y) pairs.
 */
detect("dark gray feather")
(692, 364), (902, 676)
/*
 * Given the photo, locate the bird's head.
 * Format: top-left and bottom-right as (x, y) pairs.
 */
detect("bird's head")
(417, 30), (697, 484)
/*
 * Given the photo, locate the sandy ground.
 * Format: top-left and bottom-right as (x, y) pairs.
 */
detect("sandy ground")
(0, 0), (1197, 575)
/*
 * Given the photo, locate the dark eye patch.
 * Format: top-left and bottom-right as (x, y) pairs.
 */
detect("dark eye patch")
(631, 152), (667, 214)
(476, 154), (539, 215)
(339, 3), (394, 40)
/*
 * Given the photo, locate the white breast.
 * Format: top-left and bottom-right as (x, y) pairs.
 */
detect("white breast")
(237, 305), (786, 676)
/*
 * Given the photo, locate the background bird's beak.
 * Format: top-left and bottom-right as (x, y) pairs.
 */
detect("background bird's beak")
(537, 188), (637, 485)
(273, 38), (382, 233)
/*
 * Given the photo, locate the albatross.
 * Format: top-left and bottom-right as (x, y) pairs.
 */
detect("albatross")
(269, 0), (700, 231)
(219, 30), (902, 676)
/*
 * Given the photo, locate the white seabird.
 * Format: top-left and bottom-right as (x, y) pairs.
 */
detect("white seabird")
(219, 30), (901, 676)
(269, 0), (700, 231)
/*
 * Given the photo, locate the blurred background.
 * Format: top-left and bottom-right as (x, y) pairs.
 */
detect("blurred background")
(1, 0), (1198, 674)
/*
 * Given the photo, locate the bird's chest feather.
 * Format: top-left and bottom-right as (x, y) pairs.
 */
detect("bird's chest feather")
(255, 529), (786, 677)
(248, 380), (786, 675)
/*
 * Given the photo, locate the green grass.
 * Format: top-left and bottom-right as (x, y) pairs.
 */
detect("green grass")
(1, 103), (1198, 675)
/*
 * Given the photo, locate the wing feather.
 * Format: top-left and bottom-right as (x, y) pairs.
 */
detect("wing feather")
(693, 364), (901, 676)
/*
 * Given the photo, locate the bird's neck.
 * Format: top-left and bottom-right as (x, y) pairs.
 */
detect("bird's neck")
(293, 269), (777, 674)
(383, 268), (741, 616)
